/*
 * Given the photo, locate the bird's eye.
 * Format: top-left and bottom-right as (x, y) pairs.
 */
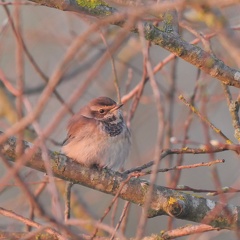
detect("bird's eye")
(99, 109), (105, 114)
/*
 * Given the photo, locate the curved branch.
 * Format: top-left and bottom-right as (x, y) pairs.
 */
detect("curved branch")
(0, 131), (240, 230)
(27, 0), (240, 88)
(28, 0), (117, 16)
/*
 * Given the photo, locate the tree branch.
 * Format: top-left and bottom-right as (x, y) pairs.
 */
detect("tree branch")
(26, 0), (240, 88)
(28, 0), (118, 16)
(0, 131), (240, 230)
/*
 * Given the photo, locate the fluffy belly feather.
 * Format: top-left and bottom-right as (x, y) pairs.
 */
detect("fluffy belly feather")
(62, 128), (130, 171)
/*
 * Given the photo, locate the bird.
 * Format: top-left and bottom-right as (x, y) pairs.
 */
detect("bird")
(62, 97), (131, 171)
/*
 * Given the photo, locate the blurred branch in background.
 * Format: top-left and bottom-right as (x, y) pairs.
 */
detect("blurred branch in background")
(0, 0), (240, 239)
(0, 82), (17, 124)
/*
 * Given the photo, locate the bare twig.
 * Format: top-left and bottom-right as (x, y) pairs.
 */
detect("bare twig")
(0, 207), (62, 239)
(65, 182), (74, 221)
(2, 3), (74, 115)
(91, 174), (134, 238)
(110, 201), (130, 240)
(161, 224), (219, 239)
(222, 84), (240, 141)
(135, 21), (165, 240)
(100, 32), (121, 104)
(179, 95), (233, 144)
(124, 144), (240, 174)
(28, 176), (49, 232)
(170, 69), (201, 189)
(140, 159), (225, 176)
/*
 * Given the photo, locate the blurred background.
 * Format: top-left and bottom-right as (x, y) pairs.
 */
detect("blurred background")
(0, 2), (240, 239)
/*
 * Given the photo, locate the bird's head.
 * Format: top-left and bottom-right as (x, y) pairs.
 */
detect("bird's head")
(80, 97), (123, 123)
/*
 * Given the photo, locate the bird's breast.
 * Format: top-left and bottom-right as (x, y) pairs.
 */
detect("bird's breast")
(100, 120), (124, 137)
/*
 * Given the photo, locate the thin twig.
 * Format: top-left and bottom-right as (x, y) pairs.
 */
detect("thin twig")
(124, 144), (240, 174)
(2, 3), (74, 115)
(91, 174), (134, 238)
(141, 159), (225, 176)
(222, 84), (240, 141)
(170, 69), (201, 189)
(127, 59), (148, 126)
(110, 201), (130, 240)
(110, 198), (119, 227)
(65, 182), (74, 222)
(173, 185), (240, 195)
(100, 31), (121, 104)
(135, 21), (165, 240)
(179, 94), (233, 144)
(67, 218), (127, 240)
(162, 224), (219, 239)
(28, 176), (49, 232)
(0, 207), (62, 239)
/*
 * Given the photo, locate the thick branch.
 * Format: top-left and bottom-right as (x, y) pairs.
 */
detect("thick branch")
(0, 232), (57, 240)
(0, 131), (240, 230)
(28, 0), (118, 16)
(27, 0), (240, 88)
(142, 22), (240, 88)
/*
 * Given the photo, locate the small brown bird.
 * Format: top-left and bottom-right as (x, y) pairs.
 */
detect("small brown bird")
(62, 97), (131, 171)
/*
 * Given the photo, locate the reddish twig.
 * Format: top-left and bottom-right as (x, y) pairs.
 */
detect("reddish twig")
(124, 144), (240, 174)
(140, 159), (225, 176)
(91, 173), (135, 238)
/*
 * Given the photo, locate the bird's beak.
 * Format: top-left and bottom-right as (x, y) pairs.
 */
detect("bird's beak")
(110, 103), (123, 112)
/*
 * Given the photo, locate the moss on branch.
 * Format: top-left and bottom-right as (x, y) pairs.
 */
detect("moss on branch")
(28, 0), (240, 88)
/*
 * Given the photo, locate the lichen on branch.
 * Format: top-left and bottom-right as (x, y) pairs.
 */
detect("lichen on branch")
(0, 131), (240, 229)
